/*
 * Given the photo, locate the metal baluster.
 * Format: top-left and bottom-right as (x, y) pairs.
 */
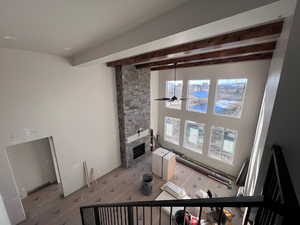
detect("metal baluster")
(217, 207), (223, 225)
(269, 210), (278, 225)
(170, 207), (173, 225)
(183, 207), (186, 225)
(272, 184), (279, 202)
(260, 208), (267, 225)
(80, 208), (85, 225)
(112, 207), (115, 225)
(110, 207), (113, 225)
(150, 206), (152, 225)
(159, 206), (162, 225)
(106, 207), (110, 225)
(271, 167), (277, 200)
(197, 207), (202, 225)
(107, 208), (110, 225)
(94, 207), (100, 225)
(120, 207), (123, 225)
(116, 207), (120, 225)
(114, 207), (117, 225)
(125, 207), (128, 225)
(102, 208), (106, 225)
(128, 206), (134, 225)
(255, 207), (263, 225)
(103, 208), (107, 225)
(99, 208), (103, 225)
(136, 207), (139, 225)
(106, 208), (109, 225)
(108, 207), (111, 225)
(143, 207), (145, 225)
(263, 208), (272, 225)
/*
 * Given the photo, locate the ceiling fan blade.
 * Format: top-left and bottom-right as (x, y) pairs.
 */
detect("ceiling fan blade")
(180, 97), (190, 101)
(154, 98), (171, 101)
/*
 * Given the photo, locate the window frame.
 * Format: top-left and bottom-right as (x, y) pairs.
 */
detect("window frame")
(208, 126), (237, 165)
(165, 80), (183, 110)
(183, 120), (205, 154)
(164, 116), (181, 145)
(186, 79), (211, 114)
(213, 78), (248, 119)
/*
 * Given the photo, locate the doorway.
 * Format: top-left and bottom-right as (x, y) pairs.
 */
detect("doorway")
(6, 136), (62, 198)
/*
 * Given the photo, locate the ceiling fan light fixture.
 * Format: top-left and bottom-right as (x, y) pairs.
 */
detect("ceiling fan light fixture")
(153, 63), (188, 102)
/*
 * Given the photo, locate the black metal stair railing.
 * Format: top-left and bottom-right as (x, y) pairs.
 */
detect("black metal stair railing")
(254, 145), (300, 224)
(80, 145), (299, 225)
(80, 196), (264, 225)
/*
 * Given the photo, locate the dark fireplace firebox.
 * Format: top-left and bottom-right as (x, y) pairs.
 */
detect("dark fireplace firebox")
(133, 143), (145, 159)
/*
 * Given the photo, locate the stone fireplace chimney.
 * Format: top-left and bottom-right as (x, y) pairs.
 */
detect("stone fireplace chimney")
(115, 65), (151, 168)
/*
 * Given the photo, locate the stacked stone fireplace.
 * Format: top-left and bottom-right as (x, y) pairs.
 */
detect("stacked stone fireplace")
(115, 65), (151, 168)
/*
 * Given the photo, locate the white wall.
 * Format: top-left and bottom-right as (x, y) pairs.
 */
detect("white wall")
(6, 138), (56, 198)
(244, 16), (295, 196)
(155, 60), (270, 176)
(0, 48), (120, 224)
(256, 0), (300, 202)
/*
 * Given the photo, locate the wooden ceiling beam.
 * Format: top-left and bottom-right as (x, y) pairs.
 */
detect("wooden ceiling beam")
(107, 21), (282, 67)
(136, 41), (276, 69)
(151, 52), (273, 71)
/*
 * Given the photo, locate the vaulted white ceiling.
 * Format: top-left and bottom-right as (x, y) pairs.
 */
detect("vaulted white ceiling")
(0, 0), (188, 56)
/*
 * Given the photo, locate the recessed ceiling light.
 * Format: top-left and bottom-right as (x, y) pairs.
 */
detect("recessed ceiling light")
(3, 36), (16, 40)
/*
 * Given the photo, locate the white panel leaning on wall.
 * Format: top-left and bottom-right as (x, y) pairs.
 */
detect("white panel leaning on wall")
(0, 194), (12, 225)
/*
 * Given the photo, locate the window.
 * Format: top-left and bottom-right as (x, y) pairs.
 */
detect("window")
(208, 127), (237, 164)
(183, 120), (205, 153)
(165, 80), (183, 109)
(164, 117), (181, 145)
(214, 79), (247, 118)
(186, 80), (210, 113)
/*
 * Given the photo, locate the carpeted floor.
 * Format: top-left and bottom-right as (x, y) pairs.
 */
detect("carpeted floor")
(19, 155), (241, 225)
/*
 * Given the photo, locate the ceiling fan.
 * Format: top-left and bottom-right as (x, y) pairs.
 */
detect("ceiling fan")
(154, 63), (188, 102)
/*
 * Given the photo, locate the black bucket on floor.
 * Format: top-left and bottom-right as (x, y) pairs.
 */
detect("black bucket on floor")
(141, 174), (153, 196)
(175, 210), (189, 225)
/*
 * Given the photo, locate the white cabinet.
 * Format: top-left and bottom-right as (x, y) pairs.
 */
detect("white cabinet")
(152, 148), (176, 180)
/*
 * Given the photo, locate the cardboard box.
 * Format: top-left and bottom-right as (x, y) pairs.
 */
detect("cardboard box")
(152, 148), (176, 180)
